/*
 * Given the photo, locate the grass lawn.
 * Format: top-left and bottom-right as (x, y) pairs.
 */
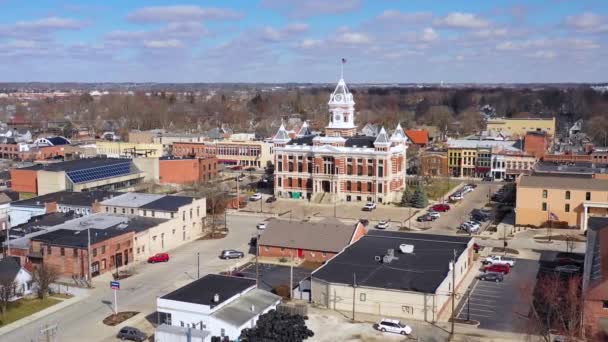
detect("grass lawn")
(424, 178), (454, 201)
(0, 297), (61, 326)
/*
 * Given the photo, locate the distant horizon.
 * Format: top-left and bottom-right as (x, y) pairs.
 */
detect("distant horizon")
(0, 1), (607, 83)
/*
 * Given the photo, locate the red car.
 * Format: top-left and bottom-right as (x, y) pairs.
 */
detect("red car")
(148, 253), (170, 263)
(431, 203), (450, 212)
(484, 264), (510, 274)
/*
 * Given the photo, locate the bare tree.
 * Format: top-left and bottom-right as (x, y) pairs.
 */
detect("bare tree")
(0, 278), (16, 315)
(33, 265), (59, 299)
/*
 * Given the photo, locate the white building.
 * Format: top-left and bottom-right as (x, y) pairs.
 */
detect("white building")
(0, 257), (33, 300)
(156, 274), (281, 342)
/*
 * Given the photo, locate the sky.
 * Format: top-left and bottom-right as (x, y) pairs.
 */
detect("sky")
(0, 0), (607, 83)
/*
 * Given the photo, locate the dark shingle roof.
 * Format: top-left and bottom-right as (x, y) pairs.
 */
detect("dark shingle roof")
(0, 257), (22, 283)
(344, 136), (376, 148)
(287, 135), (315, 146)
(46, 137), (70, 146)
(161, 274), (256, 308)
(32, 228), (128, 248)
(140, 196), (194, 212)
(312, 230), (471, 293)
(11, 190), (119, 208)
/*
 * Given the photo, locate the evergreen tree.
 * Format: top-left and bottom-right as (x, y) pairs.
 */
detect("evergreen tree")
(410, 184), (429, 208)
(400, 186), (414, 207)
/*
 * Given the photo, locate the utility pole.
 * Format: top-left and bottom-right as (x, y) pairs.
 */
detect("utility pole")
(256, 232), (260, 288)
(352, 273), (357, 321)
(290, 249), (294, 300)
(197, 252), (200, 279)
(87, 227), (92, 287)
(451, 249), (456, 337)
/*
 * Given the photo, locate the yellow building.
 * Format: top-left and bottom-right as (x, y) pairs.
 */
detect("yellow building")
(487, 117), (556, 137)
(515, 174), (608, 230)
(96, 141), (164, 158)
(448, 149), (462, 177)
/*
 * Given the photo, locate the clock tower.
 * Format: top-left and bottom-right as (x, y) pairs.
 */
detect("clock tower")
(326, 77), (357, 137)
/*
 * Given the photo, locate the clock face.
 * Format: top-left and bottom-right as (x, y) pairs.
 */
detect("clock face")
(334, 94), (343, 102)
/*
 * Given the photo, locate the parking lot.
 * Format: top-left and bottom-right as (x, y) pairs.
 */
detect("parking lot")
(456, 258), (539, 332)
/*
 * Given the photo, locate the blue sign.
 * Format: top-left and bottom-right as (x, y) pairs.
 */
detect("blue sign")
(110, 281), (120, 290)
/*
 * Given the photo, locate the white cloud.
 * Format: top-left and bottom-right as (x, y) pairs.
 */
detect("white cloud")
(128, 5), (242, 22)
(143, 39), (183, 49)
(299, 39), (322, 49)
(334, 32), (370, 45)
(435, 12), (490, 29)
(565, 12), (608, 33)
(473, 28), (509, 39)
(261, 0), (360, 19)
(260, 23), (309, 42)
(496, 38), (599, 52)
(527, 50), (556, 59)
(377, 10), (432, 24)
(14, 16), (86, 30)
(420, 28), (439, 43)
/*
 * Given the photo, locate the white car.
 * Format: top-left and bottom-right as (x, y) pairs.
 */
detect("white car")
(483, 255), (516, 267)
(450, 193), (464, 201)
(249, 193), (263, 201)
(427, 211), (440, 219)
(376, 319), (412, 336)
(256, 223), (266, 230)
(363, 202), (377, 211)
(466, 221), (481, 232)
(376, 220), (390, 229)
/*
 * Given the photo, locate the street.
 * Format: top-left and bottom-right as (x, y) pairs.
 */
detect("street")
(0, 214), (263, 342)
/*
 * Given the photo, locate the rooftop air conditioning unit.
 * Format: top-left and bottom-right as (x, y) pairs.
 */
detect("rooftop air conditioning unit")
(399, 244), (414, 254)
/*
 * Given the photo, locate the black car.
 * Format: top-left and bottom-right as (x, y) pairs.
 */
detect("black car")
(249, 237), (258, 247)
(266, 196), (277, 203)
(117, 326), (146, 341)
(417, 214), (434, 222)
(479, 272), (504, 282)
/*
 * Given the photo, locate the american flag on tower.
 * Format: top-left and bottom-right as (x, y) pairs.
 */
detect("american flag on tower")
(549, 212), (559, 221)
(341, 58), (347, 64)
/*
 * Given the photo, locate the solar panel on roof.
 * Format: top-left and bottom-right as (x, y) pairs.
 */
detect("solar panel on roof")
(66, 161), (132, 184)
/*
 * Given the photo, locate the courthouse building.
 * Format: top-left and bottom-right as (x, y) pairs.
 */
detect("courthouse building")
(272, 76), (407, 204)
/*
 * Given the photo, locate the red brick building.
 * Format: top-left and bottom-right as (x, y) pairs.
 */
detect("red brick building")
(159, 157), (218, 184)
(258, 219), (366, 262)
(420, 149), (449, 177)
(272, 77), (408, 204)
(523, 131), (549, 159)
(10, 168), (38, 194)
(583, 217), (608, 340)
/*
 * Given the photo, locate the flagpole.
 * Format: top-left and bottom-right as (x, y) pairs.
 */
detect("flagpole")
(340, 59), (344, 79)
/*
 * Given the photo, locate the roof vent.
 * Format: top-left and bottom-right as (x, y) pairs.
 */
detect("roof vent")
(374, 256), (381, 262)
(382, 248), (398, 264)
(213, 293), (220, 303)
(399, 244), (414, 254)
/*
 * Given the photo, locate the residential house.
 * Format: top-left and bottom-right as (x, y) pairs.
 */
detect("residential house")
(156, 274), (281, 341)
(258, 219), (366, 262)
(0, 257), (33, 300)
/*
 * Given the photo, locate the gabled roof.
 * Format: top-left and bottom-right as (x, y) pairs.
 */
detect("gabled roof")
(258, 219), (361, 253)
(273, 124), (290, 142)
(390, 123), (407, 142)
(405, 129), (429, 145)
(0, 257), (22, 283)
(297, 121), (312, 137)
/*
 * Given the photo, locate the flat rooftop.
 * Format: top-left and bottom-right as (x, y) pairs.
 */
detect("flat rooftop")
(100, 193), (164, 208)
(519, 175), (608, 191)
(161, 274), (256, 308)
(11, 190), (120, 208)
(140, 196), (195, 212)
(312, 230), (471, 293)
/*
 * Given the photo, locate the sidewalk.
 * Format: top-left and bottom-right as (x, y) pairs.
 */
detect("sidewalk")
(0, 292), (90, 336)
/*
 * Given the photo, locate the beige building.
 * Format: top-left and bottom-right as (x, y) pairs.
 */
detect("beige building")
(96, 141), (164, 158)
(487, 117), (556, 137)
(99, 193), (207, 261)
(172, 138), (274, 169)
(515, 174), (608, 230)
(311, 231), (474, 322)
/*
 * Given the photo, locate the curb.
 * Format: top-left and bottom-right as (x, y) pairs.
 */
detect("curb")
(0, 293), (90, 336)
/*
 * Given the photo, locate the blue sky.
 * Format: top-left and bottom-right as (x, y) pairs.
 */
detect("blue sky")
(0, 0), (607, 83)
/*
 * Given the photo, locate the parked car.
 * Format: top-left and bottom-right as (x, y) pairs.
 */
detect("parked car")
(249, 237), (257, 247)
(466, 183), (478, 189)
(483, 255), (516, 267)
(256, 222), (267, 230)
(465, 221), (481, 232)
(376, 220), (390, 229)
(220, 250), (245, 259)
(484, 263), (510, 274)
(265, 196), (277, 203)
(148, 253), (169, 263)
(376, 318), (412, 336)
(478, 272), (504, 282)
(362, 202), (377, 211)
(555, 265), (581, 274)
(431, 203), (450, 212)
(427, 211), (441, 219)
(450, 193), (464, 201)
(249, 193), (263, 201)
(116, 326), (146, 342)
(417, 214), (435, 222)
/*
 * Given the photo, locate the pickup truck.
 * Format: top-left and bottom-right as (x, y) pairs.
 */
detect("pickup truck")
(482, 255), (516, 267)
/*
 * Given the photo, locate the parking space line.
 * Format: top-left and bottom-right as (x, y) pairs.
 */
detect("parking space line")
(467, 302), (497, 308)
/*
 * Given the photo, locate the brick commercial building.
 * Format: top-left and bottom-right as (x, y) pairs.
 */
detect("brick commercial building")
(10, 157), (146, 196)
(420, 149), (449, 177)
(490, 150), (537, 181)
(523, 131), (549, 159)
(583, 217), (608, 340)
(272, 76), (408, 204)
(96, 141), (164, 158)
(158, 156), (217, 184)
(172, 138), (274, 169)
(486, 117), (556, 137)
(515, 174), (608, 230)
(258, 219), (366, 262)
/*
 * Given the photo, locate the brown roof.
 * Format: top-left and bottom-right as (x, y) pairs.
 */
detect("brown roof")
(258, 219), (361, 253)
(518, 175), (608, 191)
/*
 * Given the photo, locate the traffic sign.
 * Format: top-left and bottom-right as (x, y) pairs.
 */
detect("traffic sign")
(110, 281), (120, 290)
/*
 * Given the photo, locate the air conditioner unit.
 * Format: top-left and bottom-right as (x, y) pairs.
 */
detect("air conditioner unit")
(399, 244), (414, 254)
